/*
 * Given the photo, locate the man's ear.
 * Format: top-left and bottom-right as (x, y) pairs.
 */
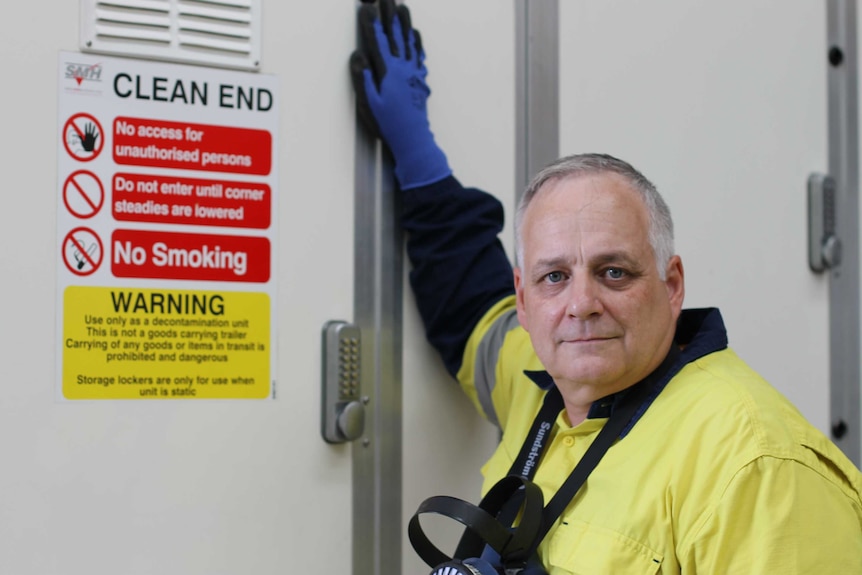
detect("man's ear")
(514, 267), (529, 331)
(664, 255), (685, 318)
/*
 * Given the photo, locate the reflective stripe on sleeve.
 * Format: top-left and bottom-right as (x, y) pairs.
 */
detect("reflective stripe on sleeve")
(473, 309), (521, 428)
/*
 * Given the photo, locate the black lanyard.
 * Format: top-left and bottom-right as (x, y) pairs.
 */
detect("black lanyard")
(509, 386), (565, 479)
(507, 345), (680, 551)
(425, 346), (681, 567)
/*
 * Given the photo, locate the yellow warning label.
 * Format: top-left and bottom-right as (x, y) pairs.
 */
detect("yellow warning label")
(63, 286), (270, 399)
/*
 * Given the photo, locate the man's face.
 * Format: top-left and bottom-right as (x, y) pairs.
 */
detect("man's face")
(514, 173), (684, 398)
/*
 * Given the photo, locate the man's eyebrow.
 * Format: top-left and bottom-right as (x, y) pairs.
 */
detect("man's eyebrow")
(532, 256), (568, 271)
(529, 252), (645, 274)
(590, 251), (643, 270)
(528, 257), (568, 281)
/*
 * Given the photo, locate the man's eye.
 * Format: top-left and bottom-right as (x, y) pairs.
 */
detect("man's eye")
(546, 271), (564, 283)
(605, 268), (625, 280)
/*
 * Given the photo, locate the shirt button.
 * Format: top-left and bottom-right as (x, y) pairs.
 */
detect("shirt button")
(563, 436), (574, 447)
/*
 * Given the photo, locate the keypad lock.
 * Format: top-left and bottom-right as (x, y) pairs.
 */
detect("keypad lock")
(321, 320), (365, 443)
(808, 173), (842, 273)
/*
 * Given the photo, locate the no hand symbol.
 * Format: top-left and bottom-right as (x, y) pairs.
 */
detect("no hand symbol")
(63, 227), (104, 276)
(63, 170), (104, 219)
(63, 113), (104, 162)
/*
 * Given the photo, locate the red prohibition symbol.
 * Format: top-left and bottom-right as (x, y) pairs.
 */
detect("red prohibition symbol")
(63, 170), (104, 219)
(63, 227), (104, 276)
(63, 112), (104, 162)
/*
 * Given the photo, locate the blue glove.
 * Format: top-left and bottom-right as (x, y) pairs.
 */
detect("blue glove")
(350, 0), (451, 190)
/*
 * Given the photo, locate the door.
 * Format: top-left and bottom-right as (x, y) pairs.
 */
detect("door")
(559, 0), (832, 429)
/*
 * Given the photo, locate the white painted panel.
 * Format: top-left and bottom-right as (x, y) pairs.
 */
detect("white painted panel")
(560, 0), (830, 430)
(3, 0), (511, 571)
(1, 1), (357, 573)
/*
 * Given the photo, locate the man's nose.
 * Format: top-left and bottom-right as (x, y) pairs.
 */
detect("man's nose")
(566, 274), (603, 319)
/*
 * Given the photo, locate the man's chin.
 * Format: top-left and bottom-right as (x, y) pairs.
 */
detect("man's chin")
(549, 360), (620, 389)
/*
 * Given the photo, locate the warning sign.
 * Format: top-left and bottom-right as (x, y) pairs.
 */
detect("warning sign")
(62, 286), (270, 399)
(113, 117), (271, 175)
(112, 173), (270, 229)
(63, 170), (105, 219)
(63, 113), (104, 161)
(111, 229), (270, 282)
(63, 227), (104, 276)
(57, 51), (278, 401)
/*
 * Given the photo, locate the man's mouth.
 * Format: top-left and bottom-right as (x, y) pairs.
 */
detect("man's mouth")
(560, 336), (615, 344)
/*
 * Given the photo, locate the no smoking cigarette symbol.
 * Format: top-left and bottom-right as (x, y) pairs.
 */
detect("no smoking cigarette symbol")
(63, 227), (104, 276)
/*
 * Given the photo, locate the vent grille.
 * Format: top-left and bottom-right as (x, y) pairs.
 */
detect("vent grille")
(80, 0), (261, 71)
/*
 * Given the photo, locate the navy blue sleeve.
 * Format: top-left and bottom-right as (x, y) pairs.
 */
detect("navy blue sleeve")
(400, 175), (515, 377)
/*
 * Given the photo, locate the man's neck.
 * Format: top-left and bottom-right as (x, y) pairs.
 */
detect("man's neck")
(560, 386), (625, 427)
(563, 400), (591, 427)
(557, 344), (681, 427)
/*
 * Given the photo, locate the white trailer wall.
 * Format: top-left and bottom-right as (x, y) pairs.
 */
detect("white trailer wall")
(2, 1), (505, 574)
(559, 0), (831, 427)
(400, 2), (513, 573)
(0, 1), (849, 575)
(4, 2), (358, 574)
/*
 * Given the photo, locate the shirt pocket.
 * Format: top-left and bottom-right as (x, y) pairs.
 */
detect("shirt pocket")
(546, 518), (664, 575)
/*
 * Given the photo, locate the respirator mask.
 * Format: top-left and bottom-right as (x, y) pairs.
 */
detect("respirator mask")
(409, 476), (549, 575)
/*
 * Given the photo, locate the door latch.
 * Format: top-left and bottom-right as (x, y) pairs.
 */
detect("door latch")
(321, 320), (365, 443)
(808, 173), (842, 273)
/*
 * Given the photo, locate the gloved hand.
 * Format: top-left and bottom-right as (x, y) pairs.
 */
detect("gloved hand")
(350, 0), (451, 190)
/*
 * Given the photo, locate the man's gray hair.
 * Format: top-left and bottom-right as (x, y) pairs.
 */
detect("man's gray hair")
(514, 153), (675, 280)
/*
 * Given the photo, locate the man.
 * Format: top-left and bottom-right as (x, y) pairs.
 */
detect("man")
(351, 1), (862, 573)
(512, 159), (683, 427)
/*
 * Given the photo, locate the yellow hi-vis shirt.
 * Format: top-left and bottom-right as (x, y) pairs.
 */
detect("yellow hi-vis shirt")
(458, 296), (862, 575)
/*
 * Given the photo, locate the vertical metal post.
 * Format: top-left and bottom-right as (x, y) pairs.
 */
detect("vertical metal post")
(515, 0), (559, 200)
(352, 37), (404, 575)
(826, 0), (861, 465)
